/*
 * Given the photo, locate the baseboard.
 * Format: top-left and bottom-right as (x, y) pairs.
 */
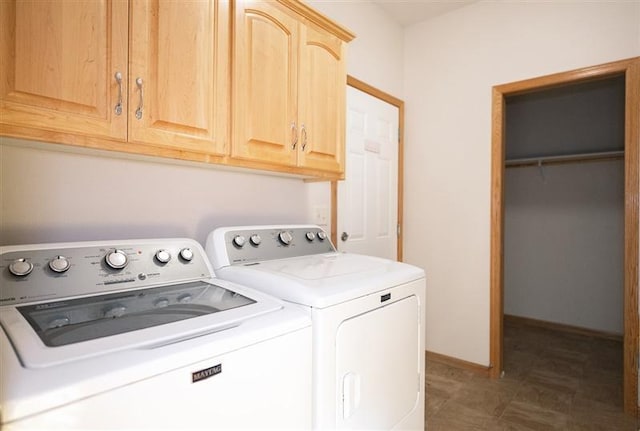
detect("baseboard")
(425, 351), (491, 377)
(504, 314), (623, 342)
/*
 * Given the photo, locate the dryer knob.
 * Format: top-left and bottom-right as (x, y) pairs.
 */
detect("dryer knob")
(250, 234), (262, 246)
(233, 235), (246, 248)
(317, 231), (327, 241)
(9, 258), (33, 276)
(305, 232), (316, 242)
(179, 248), (194, 262)
(155, 249), (171, 264)
(105, 249), (128, 270)
(49, 256), (71, 273)
(278, 231), (293, 246)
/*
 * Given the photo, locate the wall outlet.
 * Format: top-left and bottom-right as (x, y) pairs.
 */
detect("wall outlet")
(313, 206), (329, 227)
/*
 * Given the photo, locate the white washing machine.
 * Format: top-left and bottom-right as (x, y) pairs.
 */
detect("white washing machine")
(206, 225), (426, 430)
(0, 238), (312, 430)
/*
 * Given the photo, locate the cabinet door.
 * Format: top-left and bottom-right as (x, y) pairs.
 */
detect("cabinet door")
(297, 23), (346, 174)
(0, 0), (128, 140)
(232, 0), (299, 166)
(129, 0), (229, 155)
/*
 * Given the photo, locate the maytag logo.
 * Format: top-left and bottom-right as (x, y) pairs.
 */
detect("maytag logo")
(192, 364), (222, 383)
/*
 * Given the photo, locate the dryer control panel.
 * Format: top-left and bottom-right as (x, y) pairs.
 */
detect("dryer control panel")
(0, 239), (212, 306)
(212, 226), (336, 266)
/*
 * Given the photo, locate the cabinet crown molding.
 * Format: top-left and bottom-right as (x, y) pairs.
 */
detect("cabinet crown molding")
(276, 0), (356, 42)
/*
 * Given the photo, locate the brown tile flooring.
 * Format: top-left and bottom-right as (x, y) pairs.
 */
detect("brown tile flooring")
(425, 320), (638, 430)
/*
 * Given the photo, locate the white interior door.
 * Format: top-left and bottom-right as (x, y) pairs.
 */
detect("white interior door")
(338, 85), (399, 259)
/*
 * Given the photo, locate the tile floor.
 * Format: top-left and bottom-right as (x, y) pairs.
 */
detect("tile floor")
(425, 319), (639, 430)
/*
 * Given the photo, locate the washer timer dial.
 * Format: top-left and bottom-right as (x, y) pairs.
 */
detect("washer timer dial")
(105, 249), (129, 270)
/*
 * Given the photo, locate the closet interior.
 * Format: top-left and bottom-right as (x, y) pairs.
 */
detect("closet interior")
(503, 75), (625, 337)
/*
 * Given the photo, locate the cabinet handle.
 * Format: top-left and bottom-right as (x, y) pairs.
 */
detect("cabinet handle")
(135, 77), (144, 120)
(301, 124), (307, 151)
(114, 72), (123, 116)
(291, 122), (298, 149)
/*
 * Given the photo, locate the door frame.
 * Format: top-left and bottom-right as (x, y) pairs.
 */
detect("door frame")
(331, 76), (405, 260)
(490, 57), (640, 415)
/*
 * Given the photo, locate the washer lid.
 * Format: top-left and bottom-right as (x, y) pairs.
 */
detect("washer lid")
(216, 252), (425, 308)
(0, 279), (283, 369)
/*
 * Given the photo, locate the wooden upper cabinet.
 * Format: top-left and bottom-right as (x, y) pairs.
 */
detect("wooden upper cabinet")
(129, 0), (229, 155)
(0, 0), (353, 179)
(0, 0), (128, 140)
(232, 0), (354, 175)
(297, 22), (347, 173)
(233, 0), (299, 166)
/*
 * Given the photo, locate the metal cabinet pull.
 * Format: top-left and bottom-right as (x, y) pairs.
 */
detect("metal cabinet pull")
(301, 124), (307, 151)
(114, 72), (123, 116)
(291, 122), (298, 149)
(135, 77), (144, 120)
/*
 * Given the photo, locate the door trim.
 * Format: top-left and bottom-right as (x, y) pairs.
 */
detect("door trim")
(332, 76), (405, 260)
(490, 57), (639, 416)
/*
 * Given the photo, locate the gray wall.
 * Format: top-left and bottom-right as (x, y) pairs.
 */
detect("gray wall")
(506, 76), (625, 159)
(504, 160), (624, 334)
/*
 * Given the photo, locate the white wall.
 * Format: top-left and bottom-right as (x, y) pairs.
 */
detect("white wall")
(504, 161), (624, 334)
(304, 0), (405, 231)
(403, 1), (640, 365)
(0, 139), (308, 246)
(307, 0), (404, 98)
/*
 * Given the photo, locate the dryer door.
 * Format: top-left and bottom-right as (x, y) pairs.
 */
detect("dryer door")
(335, 295), (420, 429)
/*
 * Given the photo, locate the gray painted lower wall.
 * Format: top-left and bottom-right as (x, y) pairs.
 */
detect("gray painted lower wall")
(504, 160), (624, 334)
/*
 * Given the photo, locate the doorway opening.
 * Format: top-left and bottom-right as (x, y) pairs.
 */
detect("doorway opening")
(490, 57), (639, 416)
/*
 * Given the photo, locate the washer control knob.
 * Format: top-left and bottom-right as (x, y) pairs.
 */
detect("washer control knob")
(317, 231), (327, 241)
(9, 258), (34, 276)
(49, 256), (71, 273)
(105, 249), (128, 269)
(305, 232), (316, 242)
(233, 235), (246, 248)
(155, 249), (171, 264)
(104, 305), (127, 318)
(278, 231), (293, 246)
(249, 234), (262, 246)
(179, 248), (194, 262)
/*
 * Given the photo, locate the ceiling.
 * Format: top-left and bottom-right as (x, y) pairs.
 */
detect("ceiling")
(371, 0), (477, 27)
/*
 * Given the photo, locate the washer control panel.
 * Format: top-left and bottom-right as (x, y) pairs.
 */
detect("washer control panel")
(222, 226), (335, 265)
(0, 239), (211, 306)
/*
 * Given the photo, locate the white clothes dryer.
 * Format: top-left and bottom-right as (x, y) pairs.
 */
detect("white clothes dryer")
(0, 238), (312, 430)
(206, 225), (426, 430)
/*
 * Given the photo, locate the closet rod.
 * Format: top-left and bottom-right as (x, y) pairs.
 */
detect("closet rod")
(505, 150), (624, 168)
